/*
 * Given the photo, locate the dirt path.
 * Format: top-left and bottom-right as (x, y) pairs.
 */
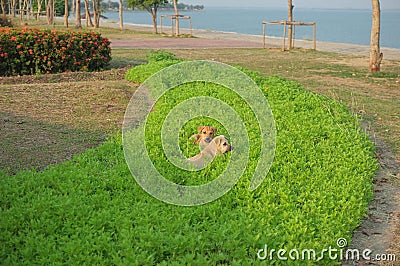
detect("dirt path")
(342, 126), (400, 265)
(106, 22), (400, 60)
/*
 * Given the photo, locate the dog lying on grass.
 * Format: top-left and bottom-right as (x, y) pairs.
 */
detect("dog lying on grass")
(187, 135), (232, 168)
(189, 126), (217, 149)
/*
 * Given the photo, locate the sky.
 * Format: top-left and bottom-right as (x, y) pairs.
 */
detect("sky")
(182, 0), (400, 10)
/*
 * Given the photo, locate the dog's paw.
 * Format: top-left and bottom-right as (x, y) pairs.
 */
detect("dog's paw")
(189, 134), (201, 144)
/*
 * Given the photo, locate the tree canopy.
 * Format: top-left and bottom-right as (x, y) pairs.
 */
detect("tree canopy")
(126, 0), (169, 33)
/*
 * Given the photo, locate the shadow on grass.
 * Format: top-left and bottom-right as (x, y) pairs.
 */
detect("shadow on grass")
(0, 112), (105, 175)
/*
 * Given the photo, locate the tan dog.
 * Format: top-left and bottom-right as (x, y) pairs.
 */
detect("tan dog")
(189, 126), (217, 148)
(187, 135), (232, 168)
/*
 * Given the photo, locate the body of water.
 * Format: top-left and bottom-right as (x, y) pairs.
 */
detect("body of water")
(104, 7), (400, 48)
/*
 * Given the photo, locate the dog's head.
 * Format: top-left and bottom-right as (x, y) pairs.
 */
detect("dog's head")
(213, 135), (232, 154)
(197, 126), (217, 143)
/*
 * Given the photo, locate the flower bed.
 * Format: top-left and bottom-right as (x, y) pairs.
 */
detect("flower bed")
(0, 28), (111, 76)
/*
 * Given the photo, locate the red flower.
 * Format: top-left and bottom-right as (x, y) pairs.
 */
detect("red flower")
(47, 61), (51, 66)
(17, 44), (22, 49)
(28, 49), (33, 55)
(10, 36), (16, 41)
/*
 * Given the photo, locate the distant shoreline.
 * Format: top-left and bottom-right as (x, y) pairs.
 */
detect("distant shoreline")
(100, 20), (400, 60)
(103, 8), (400, 49)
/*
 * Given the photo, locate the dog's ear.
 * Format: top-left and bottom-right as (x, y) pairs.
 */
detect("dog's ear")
(211, 127), (217, 133)
(214, 136), (222, 146)
(197, 126), (205, 133)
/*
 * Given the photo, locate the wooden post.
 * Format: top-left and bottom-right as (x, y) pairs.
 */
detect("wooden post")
(171, 17), (174, 35)
(189, 18), (192, 36)
(160, 15), (163, 34)
(262, 22), (266, 48)
(313, 23), (317, 50)
(292, 24), (295, 48)
(283, 21), (287, 51)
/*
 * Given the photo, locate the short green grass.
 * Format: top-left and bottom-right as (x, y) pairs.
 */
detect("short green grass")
(0, 54), (378, 265)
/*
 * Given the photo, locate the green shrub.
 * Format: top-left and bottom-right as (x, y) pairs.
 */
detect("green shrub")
(0, 58), (378, 265)
(147, 49), (179, 63)
(125, 49), (182, 84)
(0, 28), (111, 76)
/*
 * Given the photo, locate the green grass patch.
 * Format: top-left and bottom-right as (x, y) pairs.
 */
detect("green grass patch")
(369, 71), (399, 79)
(0, 56), (378, 265)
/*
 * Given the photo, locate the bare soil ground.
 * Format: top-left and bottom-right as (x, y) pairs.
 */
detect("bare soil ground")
(0, 67), (138, 174)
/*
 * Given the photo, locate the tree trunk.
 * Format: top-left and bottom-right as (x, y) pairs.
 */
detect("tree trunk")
(144, 5), (158, 34)
(23, 0), (28, 19)
(119, 0), (123, 30)
(151, 13), (157, 33)
(172, 0), (179, 36)
(93, 0), (100, 28)
(0, 0), (5, 19)
(37, 0), (43, 20)
(28, 0), (33, 18)
(370, 0), (382, 72)
(46, 0), (54, 25)
(83, 0), (93, 27)
(64, 0), (68, 27)
(75, 0), (81, 28)
(11, 0), (17, 17)
(287, 0), (294, 49)
(71, 0), (74, 19)
(19, 0), (22, 19)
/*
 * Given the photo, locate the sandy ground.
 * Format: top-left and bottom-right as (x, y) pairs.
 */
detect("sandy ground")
(104, 21), (400, 60)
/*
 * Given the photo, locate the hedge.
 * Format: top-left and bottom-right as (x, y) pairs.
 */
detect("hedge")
(0, 28), (111, 76)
